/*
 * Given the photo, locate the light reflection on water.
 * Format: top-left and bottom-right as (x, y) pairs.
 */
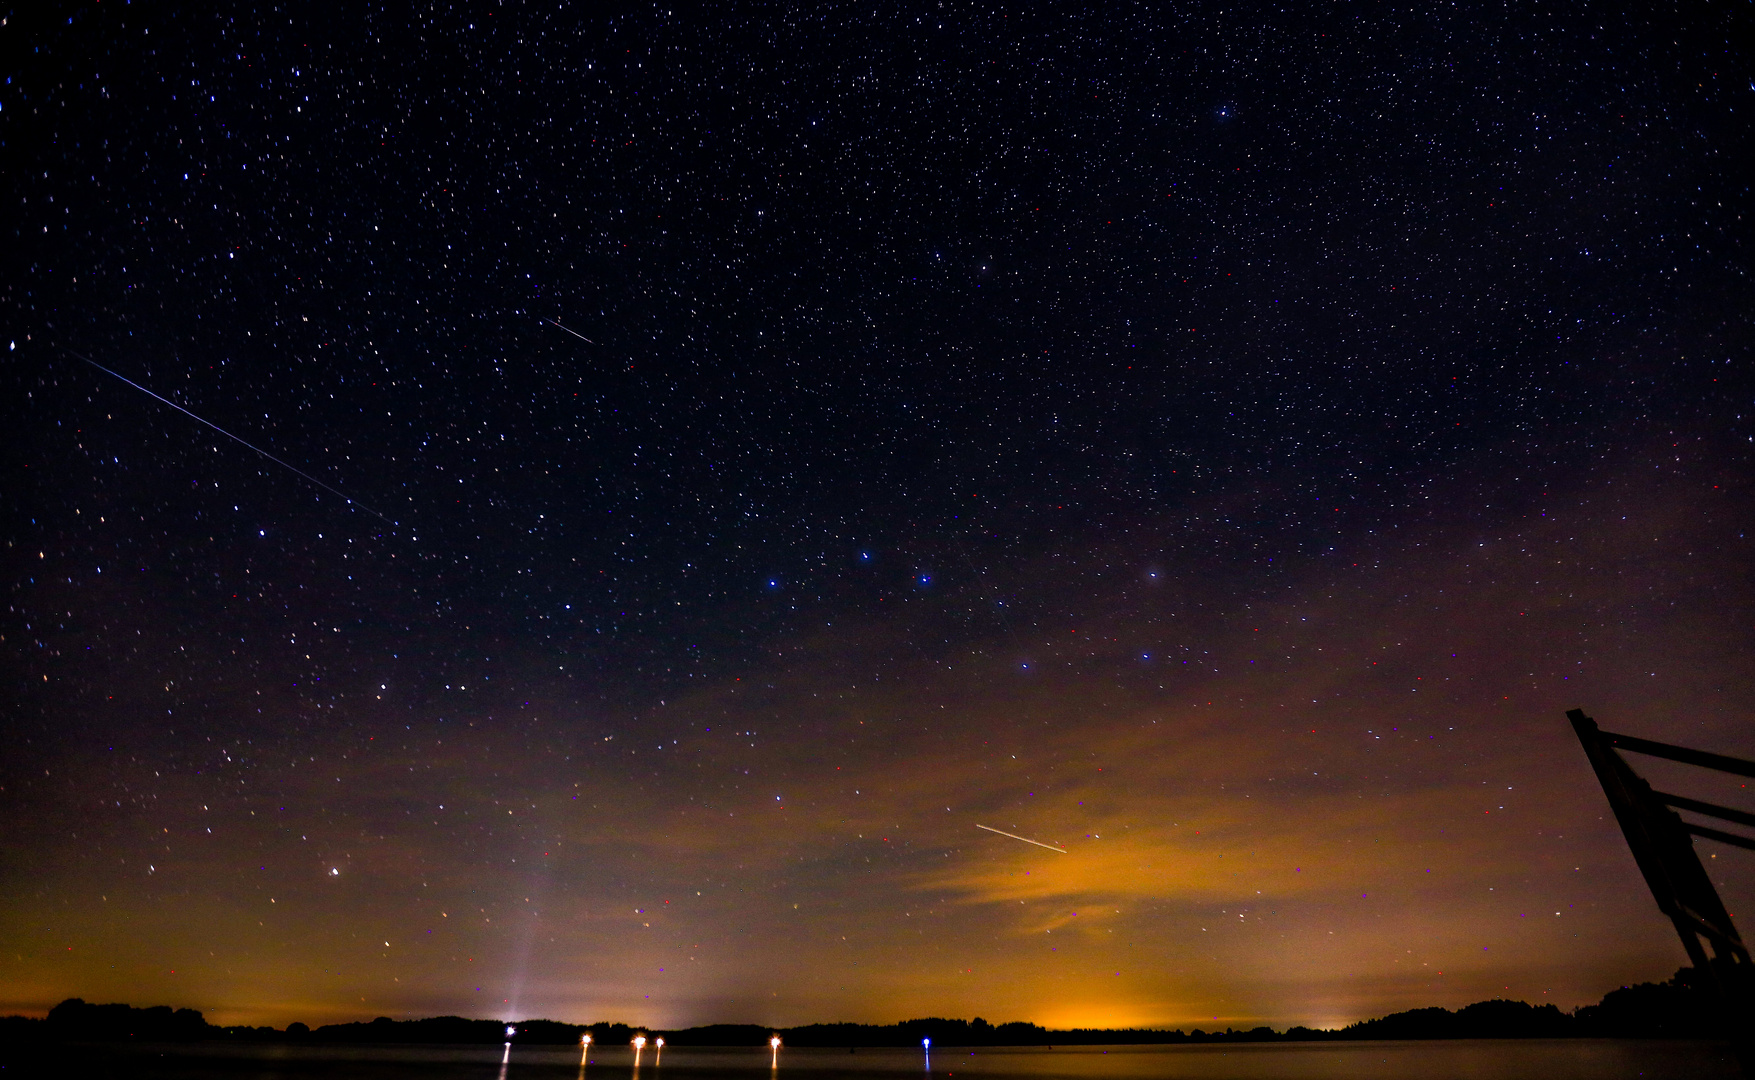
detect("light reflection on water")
(48, 1040), (1741, 1080)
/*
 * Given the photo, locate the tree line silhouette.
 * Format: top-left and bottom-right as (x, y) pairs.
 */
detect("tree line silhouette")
(0, 967), (1719, 1048)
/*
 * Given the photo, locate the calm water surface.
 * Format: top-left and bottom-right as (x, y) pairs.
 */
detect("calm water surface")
(19, 1040), (1740, 1080)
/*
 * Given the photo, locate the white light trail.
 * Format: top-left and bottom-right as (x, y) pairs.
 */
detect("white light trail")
(542, 317), (596, 344)
(76, 353), (393, 524)
(975, 823), (1068, 853)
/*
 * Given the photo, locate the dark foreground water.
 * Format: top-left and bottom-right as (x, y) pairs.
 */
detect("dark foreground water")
(2, 1041), (1739, 1080)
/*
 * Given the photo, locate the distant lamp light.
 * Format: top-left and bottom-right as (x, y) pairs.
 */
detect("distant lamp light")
(922, 1038), (931, 1049)
(655, 1038), (665, 1048)
(634, 1036), (648, 1049)
(506, 1025), (517, 1039)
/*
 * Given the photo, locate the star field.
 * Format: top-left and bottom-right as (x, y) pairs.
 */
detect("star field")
(3, 0), (1753, 1031)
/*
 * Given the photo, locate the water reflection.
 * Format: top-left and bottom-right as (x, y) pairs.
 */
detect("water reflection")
(44, 1038), (1742, 1080)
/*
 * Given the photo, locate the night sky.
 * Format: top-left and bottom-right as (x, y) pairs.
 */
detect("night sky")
(4, 0), (1754, 1033)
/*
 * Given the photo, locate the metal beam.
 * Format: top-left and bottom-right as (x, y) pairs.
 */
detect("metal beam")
(1688, 823), (1755, 853)
(1659, 791), (1755, 830)
(1600, 729), (1755, 779)
(1567, 709), (1752, 1078)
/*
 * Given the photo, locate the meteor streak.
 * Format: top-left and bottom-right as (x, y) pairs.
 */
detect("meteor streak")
(76, 353), (394, 524)
(975, 823), (1068, 853)
(542, 317), (596, 344)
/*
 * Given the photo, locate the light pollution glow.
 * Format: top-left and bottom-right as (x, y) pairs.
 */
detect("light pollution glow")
(3, 447), (1750, 1031)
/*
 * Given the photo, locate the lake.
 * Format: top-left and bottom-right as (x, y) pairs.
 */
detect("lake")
(7, 1040), (1741, 1080)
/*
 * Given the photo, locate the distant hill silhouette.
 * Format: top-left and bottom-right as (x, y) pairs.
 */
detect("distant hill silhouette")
(302, 1015), (636, 1045)
(1315, 999), (1574, 1040)
(0, 968), (1724, 1048)
(1574, 966), (1716, 1038)
(45, 999), (212, 1042)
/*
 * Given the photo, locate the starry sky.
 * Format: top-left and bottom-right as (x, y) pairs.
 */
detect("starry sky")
(4, 0), (1754, 1034)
